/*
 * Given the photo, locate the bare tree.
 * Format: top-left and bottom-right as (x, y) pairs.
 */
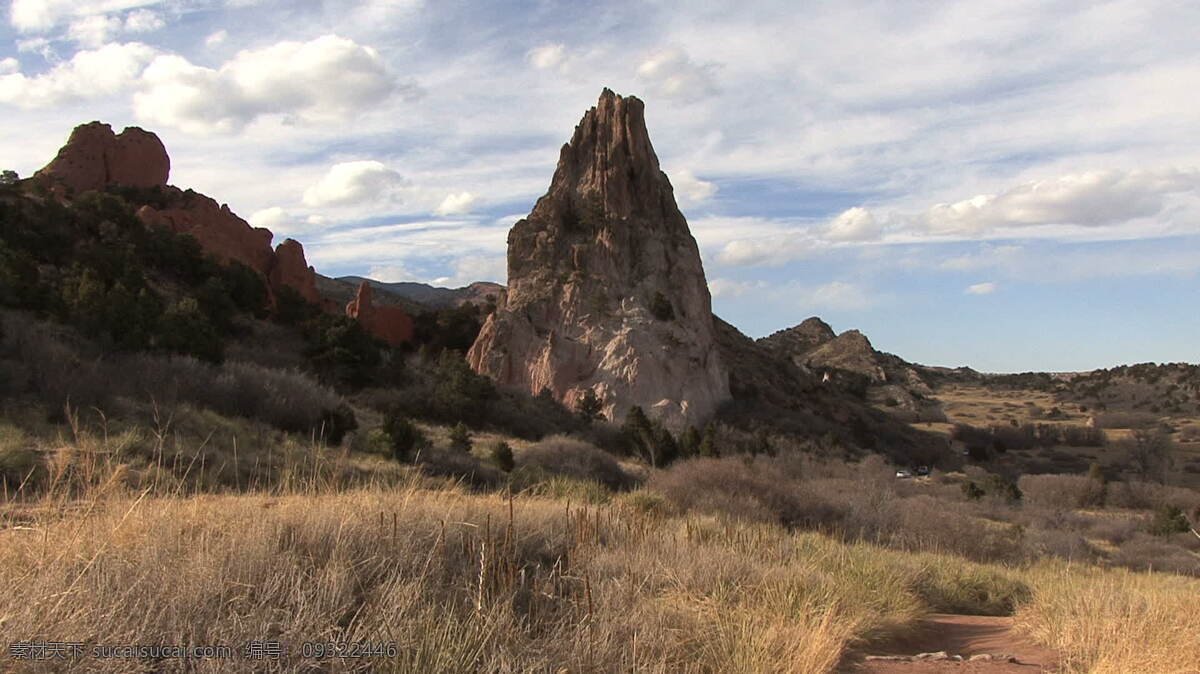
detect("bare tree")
(1124, 427), (1174, 483)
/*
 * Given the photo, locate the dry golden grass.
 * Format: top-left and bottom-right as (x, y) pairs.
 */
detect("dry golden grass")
(0, 472), (1044, 673)
(1017, 563), (1200, 674)
(2, 428), (1199, 672)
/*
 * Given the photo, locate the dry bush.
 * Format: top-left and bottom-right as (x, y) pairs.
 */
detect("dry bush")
(1092, 411), (1160, 429)
(1179, 424), (1200, 442)
(1109, 534), (1200, 577)
(1083, 515), (1142, 545)
(513, 435), (631, 489)
(1019, 474), (1103, 509)
(415, 448), (503, 490)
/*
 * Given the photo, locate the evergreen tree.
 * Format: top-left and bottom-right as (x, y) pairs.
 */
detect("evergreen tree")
(699, 422), (719, 458)
(449, 422), (473, 453)
(679, 425), (701, 458)
(575, 388), (604, 424)
(383, 412), (426, 462)
(490, 440), (514, 472)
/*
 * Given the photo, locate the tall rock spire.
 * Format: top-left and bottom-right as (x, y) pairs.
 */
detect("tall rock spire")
(467, 89), (729, 430)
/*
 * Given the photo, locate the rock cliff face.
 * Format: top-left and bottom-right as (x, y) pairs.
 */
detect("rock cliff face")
(345, 281), (415, 346)
(467, 89), (729, 430)
(34, 122), (170, 194)
(136, 193), (276, 275)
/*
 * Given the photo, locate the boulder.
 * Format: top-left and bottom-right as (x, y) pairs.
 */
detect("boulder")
(467, 89), (729, 430)
(34, 122), (169, 194)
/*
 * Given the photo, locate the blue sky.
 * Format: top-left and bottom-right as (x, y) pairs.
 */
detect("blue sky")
(1, 0), (1198, 372)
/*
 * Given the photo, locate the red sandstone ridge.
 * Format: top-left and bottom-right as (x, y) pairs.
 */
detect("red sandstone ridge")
(136, 193), (275, 276)
(346, 281), (414, 346)
(34, 122), (170, 194)
(35, 122), (324, 312)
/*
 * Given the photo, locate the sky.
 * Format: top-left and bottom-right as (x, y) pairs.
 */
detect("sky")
(1, 0), (1198, 372)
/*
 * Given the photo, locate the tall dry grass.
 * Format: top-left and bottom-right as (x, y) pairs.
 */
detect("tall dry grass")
(0, 474), (1034, 673)
(1017, 563), (1200, 674)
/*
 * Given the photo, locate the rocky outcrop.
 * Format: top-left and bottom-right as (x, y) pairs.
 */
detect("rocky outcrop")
(759, 317), (836, 357)
(34, 122), (169, 194)
(758, 317), (939, 416)
(37, 121), (324, 311)
(136, 191), (275, 275)
(270, 239), (321, 305)
(467, 89), (729, 430)
(345, 281), (415, 346)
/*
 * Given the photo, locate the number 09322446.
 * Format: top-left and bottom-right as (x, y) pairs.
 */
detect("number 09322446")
(300, 642), (398, 659)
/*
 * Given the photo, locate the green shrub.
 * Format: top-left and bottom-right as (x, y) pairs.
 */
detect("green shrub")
(489, 441), (514, 472)
(575, 388), (603, 424)
(448, 422), (472, 453)
(383, 413), (426, 462)
(1150, 506), (1191, 537)
(158, 298), (223, 363)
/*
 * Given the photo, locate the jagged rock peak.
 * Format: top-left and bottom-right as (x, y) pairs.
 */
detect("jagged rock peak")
(468, 89), (729, 431)
(759, 317), (837, 355)
(34, 121), (169, 194)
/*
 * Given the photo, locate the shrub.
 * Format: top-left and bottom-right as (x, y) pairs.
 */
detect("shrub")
(1149, 506), (1191, 537)
(961, 481), (985, 501)
(489, 441), (514, 472)
(416, 449), (502, 489)
(448, 422), (472, 453)
(575, 388), (603, 425)
(1111, 534), (1200, 576)
(158, 298), (223, 363)
(514, 436), (630, 489)
(383, 413), (427, 462)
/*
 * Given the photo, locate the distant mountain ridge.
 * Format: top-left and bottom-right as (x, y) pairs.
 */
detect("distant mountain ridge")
(336, 276), (503, 309)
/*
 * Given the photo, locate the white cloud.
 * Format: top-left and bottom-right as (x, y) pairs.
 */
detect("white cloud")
(965, 281), (998, 295)
(247, 206), (289, 230)
(670, 169), (717, 207)
(205, 30), (228, 48)
(805, 280), (873, 310)
(716, 235), (824, 267)
(67, 14), (121, 47)
(0, 41), (156, 108)
(708, 278), (764, 299)
(435, 191), (477, 215)
(123, 9), (162, 33)
(430, 254), (506, 286)
(527, 43), (565, 70)
(302, 160), (406, 208)
(636, 47), (718, 101)
(825, 206), (882, 242)
(134, 34), (402, 133)
(366, 264), (419, 283)
(919, 169), (1200, 236)
(10, 0), (164, 33)
(0, 58), (17, 75)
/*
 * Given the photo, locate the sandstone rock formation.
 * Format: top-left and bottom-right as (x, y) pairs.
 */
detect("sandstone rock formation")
(34, 122), (169, 194)
(346, 281), (415, 346)
(37, 122), (324, 312)
(467, 89), (729, 430)
(136, 193), (276, 276)
(270, 239), (322, 305)
(759, 317), (939, 415)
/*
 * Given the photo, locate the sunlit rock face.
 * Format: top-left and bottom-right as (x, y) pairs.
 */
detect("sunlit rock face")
(468, 89), (729, 430)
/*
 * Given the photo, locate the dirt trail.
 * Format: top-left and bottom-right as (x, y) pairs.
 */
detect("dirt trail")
(843, 614), (1061, 673)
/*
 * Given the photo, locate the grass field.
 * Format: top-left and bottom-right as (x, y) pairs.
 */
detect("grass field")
(2, 465), (1199, 673)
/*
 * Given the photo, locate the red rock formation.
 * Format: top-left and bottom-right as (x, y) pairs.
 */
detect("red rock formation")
(34, 122), (169, 194)
(36, 121), (326, 314)
(136, 191), (275, 275)
(467, 89), (729, 430)
(346, 281), (415, 346)
(269, 239), (321, 305)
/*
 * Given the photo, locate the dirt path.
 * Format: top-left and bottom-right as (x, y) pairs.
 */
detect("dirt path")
(842, 614), (1061, 673)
